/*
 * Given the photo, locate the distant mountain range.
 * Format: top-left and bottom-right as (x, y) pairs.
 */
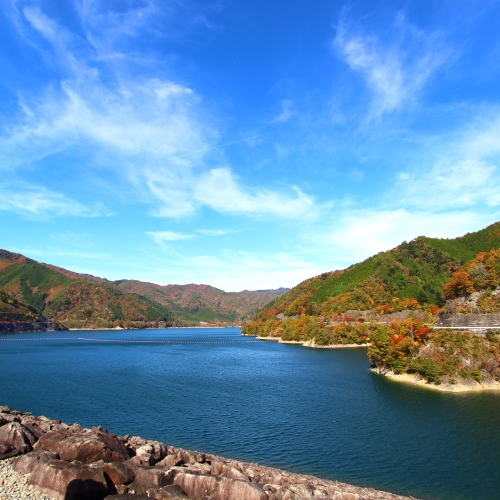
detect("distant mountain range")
(0, 249), (288, 330)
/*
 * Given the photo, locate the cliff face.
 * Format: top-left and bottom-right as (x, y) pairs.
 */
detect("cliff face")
(0, 406), (413, 500)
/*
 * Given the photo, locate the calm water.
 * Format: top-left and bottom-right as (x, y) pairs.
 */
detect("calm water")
(1, 328), (499, 499)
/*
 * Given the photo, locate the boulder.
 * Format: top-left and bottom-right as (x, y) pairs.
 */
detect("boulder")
(12, 450), (59, 474)
(172, 448), (206, 465)
(34, 429), (129, 463)
(27, 459), (109, 500)
(174, 473), (219, 499)
(0, 421), (37, 452)
(156, 454), (183, 468)
(216, 477), (267, 500)
(211, 460), (249, 480)
(125, 463), (174, 494)
(105, 495), (150, 499)
(100, 462), (135, 487)
(146, 484), (188, 499)
(0, 447), (22, 459)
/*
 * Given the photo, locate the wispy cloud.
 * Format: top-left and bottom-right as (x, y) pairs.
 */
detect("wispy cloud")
(194, 168), (320, 219)
(1, 2), (323, 222)
(394, 108), (500, 211)
(334, 12), (451, 119)
(273, 99), (293, 123)
(0, 182), (102, 219)
(197, 229), (238, 236)
(147, 231), (195, 244)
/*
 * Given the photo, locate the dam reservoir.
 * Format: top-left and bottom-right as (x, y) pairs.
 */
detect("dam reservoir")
(0, 327), (499, 499)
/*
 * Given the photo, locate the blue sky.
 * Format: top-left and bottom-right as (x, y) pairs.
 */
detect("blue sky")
(1, 0), (500, 291)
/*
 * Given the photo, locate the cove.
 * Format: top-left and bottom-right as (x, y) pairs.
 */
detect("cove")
(1, 327), (499, 500)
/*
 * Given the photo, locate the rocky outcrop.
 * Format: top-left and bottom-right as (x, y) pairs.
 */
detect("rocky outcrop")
(0, 406), (416, 499)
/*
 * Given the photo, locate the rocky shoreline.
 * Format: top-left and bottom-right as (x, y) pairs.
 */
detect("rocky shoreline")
(0, 406), (417, 500)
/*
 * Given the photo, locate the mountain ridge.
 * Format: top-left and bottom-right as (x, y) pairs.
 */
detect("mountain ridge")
(0, 249), (288, 329)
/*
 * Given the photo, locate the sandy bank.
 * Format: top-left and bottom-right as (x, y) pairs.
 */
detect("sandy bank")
(371, 368), (500, 393)
(256, 336), (370, 349)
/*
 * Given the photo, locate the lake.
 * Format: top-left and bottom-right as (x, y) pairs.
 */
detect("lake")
(1, 327), (499, 499)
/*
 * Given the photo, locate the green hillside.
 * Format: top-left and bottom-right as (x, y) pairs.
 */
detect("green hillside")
(0, 250), (286, 328)
(249, 221), (500, 323)
(0, 290), (40, 323)
(0, 251), (176, 329)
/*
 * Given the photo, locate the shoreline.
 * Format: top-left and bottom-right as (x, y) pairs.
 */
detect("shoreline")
(0, 406), (415, 500)
(371, 368), (500, 393)
(254, 335), (500, 393)
(255, 335), (370, 349)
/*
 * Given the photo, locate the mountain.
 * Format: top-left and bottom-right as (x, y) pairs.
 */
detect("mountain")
(0, 290), (39, 323)
(245, 221), (500, 328)
(241, 222), (500, 388)
(0, 250), (175, 329)
(0, 249), (288, 329)
(113, 280), (288, 322)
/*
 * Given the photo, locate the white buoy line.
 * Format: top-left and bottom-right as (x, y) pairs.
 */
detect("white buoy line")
(0, 337), (263, 344)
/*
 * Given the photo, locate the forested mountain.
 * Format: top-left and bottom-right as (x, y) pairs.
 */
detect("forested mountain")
(242, 222), (500, 387)
(0, 250), (176, 329)
(250, 222), (500, 322)
(114, 280), (288, 322)
(0, 290), (40, 323)
(0, 249), (288, 329)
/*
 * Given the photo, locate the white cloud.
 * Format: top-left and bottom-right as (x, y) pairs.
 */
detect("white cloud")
(394, 109), (500, 211)
(194, 168), (319, 219)
(334, 13), (450, 119)
(147, 231), (195, 244)
(320, 209), (495, 268)
(1, 4), (324, 223)
(0, 182), (101, 219)
(197, 229), (238, 236)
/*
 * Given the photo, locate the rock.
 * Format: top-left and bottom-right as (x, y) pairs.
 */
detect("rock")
(27, 459), (109, 500)
(127, 454), (155, 466)
(105, 495), (150, 499)
(156, 454), (183, 468)
(12, 450), (59, 474)
(190, 461), (212, 474)
(125, 463), (174, 494)
(0, 441), (12, 453)
(100, 462), (135, 487)
(211, 460), (249, 480)
(174, 473), (219, 499)
(146, 484), (188, 499)
(173, 448), (206, 465)
(34, 428), (130, 463)
(0, 421), (37, 452)
(0, 448), (22, 460)
(217, 477), (267, 500)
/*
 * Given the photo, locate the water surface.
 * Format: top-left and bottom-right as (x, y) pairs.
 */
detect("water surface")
(1, 328), (499, 499)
